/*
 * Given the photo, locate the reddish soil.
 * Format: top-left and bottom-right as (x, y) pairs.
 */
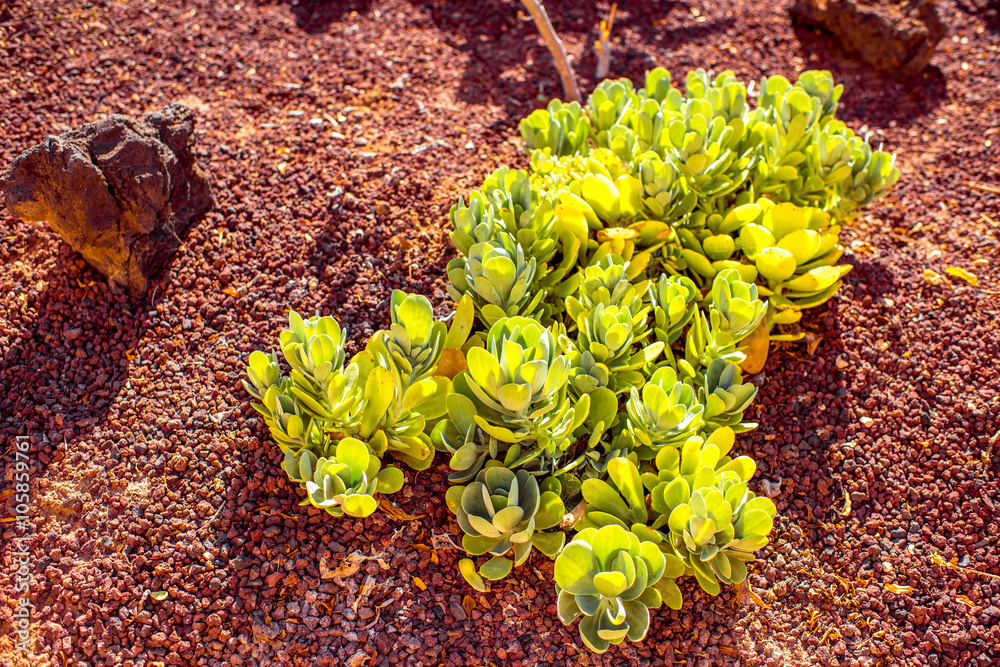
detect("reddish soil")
(1, 0), (999, 666)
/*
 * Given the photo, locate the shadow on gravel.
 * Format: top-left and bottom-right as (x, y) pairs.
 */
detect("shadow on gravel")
(255, 0), (374, 33)
(0, 256), (148, 454)
(409, 0), (733, 120)
(792, 26), (948, 127)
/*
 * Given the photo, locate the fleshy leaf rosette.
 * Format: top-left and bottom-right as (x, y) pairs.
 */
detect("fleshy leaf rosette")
(554, 525), (684, 653)
(625, 366), (704, 458)
(648, 432), (776, 595)
(282, 438), (404, 518)
(446, 467), (565, 584)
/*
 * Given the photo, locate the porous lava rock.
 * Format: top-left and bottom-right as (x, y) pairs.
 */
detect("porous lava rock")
(0, 104), (212, 295)
(791, 0), (946, 76)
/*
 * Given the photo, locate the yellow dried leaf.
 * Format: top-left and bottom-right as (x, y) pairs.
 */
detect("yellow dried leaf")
(276, 162), (289, 174)
(922, 269), (946, 285)
(462, 594), (476, 618)
(932, 551), (1000, 580)
(150, 591), (169, 602)
(412, 576), (427, 591)
(885, 584), (914, 595)
(748, 587), (771, 609)
(805, 333), (823, 356)
(223, 287), (240, 298)
(955, 595), (975, 608)
(841, 489), (852, 517)
(739, 320), (770, 374)
(378, 498), (424, 522)
(945, 266), (978, 286)
(435, 347), (467, 380)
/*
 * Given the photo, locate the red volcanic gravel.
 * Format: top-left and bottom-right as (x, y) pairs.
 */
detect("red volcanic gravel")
(2, 1), (1000, 666)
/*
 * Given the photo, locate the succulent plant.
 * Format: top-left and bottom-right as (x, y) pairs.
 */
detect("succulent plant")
(565, 254), (646, 321)
(625, 366), (704, 458)
(554, 524), (684, 653)
(433, 393), (520, 484)
(648, 274), (699, 351)
(520, 99), (591, 157)
(698, 359), (758, 432)
(638, 156), (697, 224)
(447, 232), (544, 327)
(647, 430), (775, 595)
(450, 191), (501, 256)
(246, 64), (900, 654)
(738, 202), (851, 327)
(283, 438), (404, 518)
(683, 269), (767, 371)
(453, 316), (589, 473)
(367, 290), (446, 388)
(447, 467), (566, 584)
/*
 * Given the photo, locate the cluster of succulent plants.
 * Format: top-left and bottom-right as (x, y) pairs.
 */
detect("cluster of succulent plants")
(245, 68), (898, 653)
(244, 292), (467, 518)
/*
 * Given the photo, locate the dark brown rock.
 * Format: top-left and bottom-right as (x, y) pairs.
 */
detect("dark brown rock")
(791, 0), (946, 77)
(1, 104), (212, 295)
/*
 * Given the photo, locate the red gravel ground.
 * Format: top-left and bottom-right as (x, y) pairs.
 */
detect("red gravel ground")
(2, 0), (1000, 665)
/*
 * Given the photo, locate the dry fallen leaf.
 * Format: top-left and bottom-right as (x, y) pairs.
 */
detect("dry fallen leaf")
(922, 269), (946, 285)
(841, 489), (852, 517)
(885, 584), (914, 595)
(378, 498), (424, 522)
(412, 576), (428, 591)
(739, 320), (770, 374)
(320, 551), (388, 582)
(805, 332), (823, 356)
(435, 347), (468, 379)
(462, 594), (476, 619)
(747, 585), (771, 609)
(945, 266), (978, 286)
(955, 595), (975, 609)
(932, 552), (1000, 580)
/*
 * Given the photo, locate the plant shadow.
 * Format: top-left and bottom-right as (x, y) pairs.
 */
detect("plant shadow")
(407, 0), (733, 120)
(254, 0), (375, 34)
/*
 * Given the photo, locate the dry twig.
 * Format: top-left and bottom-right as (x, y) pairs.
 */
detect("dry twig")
(521, 0), (581, 103)
(595, 4), (617, 79)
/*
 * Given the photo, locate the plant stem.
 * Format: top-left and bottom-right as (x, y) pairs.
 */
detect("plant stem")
(520, 0), (582, 104)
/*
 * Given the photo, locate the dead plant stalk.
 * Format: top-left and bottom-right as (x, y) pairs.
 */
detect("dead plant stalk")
(521, 0), (582, 103)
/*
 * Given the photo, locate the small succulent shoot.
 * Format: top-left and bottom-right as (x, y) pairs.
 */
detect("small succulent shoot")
(698, 359), (758, 432)
(683, 269), (767, 373)
(626, 366), (704, 458)
(447, 232), (544, 328)
(450, 191), (501, 256)
(447, 467), (566, 585)
(554, 525), (684, 653)
(520, 99), (591, 157)
(243, 350), (282, 402)
(368, 289), (447, 388)
(282, 438), (404, 518)
(648, 273), (699, 366)
(565, 254), (646, 322)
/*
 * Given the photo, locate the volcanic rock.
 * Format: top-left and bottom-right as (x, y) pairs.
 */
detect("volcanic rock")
(791, 0), (946, 77)
(0, 104), (212, 295)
